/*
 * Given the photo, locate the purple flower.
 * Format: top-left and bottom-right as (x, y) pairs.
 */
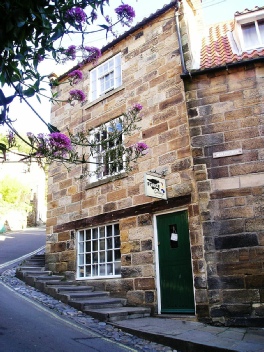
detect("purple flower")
(65, 7), (87, 30)
(7, 130), (15, 147)
(134, 142), (148, 154)
(83, 46), (102, 64)
(49, 132), (72, 152)
(37, 54), (44, 62)
(90, 9), (97, 22)
(63, 45), (77, 61)
(69, 89), (86, 102)
(68, 70), (83, 84)
(115, 4), (135, 27)
(133, 103), (143, 112)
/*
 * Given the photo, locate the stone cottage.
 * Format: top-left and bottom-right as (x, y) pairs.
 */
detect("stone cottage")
(46, 0), (205, 318)
(180, 3), (264, 325)
(46, 0), (264, 326)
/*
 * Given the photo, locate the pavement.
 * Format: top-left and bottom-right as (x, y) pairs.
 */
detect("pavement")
(1, 244), (264, 352)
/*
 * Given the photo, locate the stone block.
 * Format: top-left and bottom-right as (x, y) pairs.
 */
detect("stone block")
(121, 254), (131, 266)
(138, 214), (152, 226)
(196, 304), (210, 318)
(192, 133), (224, 148)
(171, 157), (192, 172)
(145, 291), (155, 304)
(132, 251), (153, 265)
(245, 275), (264, 289)
(141, 239), (152, 251)
(120, 217), (137, 230)
(120, 241), (140, 254)
(105, 279), (133, 293)
(135, 278), (155, 290)
(222, 289), (260, 304)
(60, 250), (75, 262)
(215, 234), (258, 250)
(217, 262), (262, 276)
(58, 231), (70, 241)
(121, 266), (142, 278)
(127, 290), (144, 306)
(207, 276), (244, 290)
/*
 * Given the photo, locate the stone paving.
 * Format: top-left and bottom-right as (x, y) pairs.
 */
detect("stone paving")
(0, 267), (179, 352)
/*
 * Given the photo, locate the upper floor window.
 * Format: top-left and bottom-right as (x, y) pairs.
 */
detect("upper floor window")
(241, 20), (264, 49)
(89, 117), (124, 182)
(90, 53), (122, 101)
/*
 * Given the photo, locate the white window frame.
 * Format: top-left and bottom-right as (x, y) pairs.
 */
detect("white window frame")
(89, 117), (125, 183)
(235, 9), (264, 52)
(77, 223), (121, 280)
(241, 20), (264, 50)
(90, 53), (122, 101)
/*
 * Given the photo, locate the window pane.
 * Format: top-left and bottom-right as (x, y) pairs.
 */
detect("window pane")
(79, 242), (84, 253)
(92, 228), (98, 239)
(99, 226), (105, 238)
(86, 265), (91, 277)
(107, 238), (113, 249)
(79, 230), (84, 241)
(115, 262), (121, 275)
(78, 254), (84, 265)
(79, 267), (84, 277)
(86, 253), (91, 264)
(86, 229), (91, 240)
(242, 22), (258, 48)
(107, 263), (113, 275)
(114, 249), (121, 261)
(114, 236), (120, 248)
(100, 239), (105, 250)
(92, 240), (98, 251)
(85, 241), (91, 252)
(92, 264), (98, 276)
(107, 250), (113, 262)
(99, 264), (106, 276)
(258, 20), (264, 43)
(92, 252), (98, 263)
(107, 225), (112, 237)
(100, 251), (105, 262)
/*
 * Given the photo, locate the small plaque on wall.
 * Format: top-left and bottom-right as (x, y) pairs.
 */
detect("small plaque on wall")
(213, 148), (242, 159)
(144, 174), (167, 199)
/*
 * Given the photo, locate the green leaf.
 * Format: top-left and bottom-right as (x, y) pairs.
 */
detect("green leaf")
(0, 143), (7, 151)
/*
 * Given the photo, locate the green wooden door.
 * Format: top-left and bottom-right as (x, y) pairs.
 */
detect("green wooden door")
(157, 211), (195, 313)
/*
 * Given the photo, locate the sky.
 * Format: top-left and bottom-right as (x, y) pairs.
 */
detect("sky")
(3, 0), (264, 134)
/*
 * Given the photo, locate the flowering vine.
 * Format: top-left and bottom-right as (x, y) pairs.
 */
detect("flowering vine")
(0, 1), (150, 179)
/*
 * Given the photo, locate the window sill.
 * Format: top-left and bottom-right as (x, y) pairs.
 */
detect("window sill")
(85, 85), (125, 110)
(85, 173), (127, 190)
(77, 275), (121, 280)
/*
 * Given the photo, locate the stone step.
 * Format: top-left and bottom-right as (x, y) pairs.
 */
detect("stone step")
(57, 291), (110, 305)
(53, 285), (94, 293)
(22, 270), (51, 276)
(17, 266), (45, 271)
(84, 307), (151, 322)
(15, 253), (152, 323)
(69, 297), (127, 311)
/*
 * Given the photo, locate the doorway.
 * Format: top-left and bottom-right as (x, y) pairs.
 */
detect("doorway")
(156, 210), (195, 313)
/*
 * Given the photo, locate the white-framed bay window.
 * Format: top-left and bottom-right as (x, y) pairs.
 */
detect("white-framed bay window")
(90, 53), (122, 101)
(77, 223), (121, 279)
(89, 117), (124, 182)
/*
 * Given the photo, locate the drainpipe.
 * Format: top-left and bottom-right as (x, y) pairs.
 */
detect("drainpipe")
(175, 2), (190, 75)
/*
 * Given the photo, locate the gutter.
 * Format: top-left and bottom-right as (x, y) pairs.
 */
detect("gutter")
(180, 57), (264, 79)
(175, 3), (189, 75)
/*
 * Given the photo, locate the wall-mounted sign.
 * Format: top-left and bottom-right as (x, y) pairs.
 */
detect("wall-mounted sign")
(144, 174), (167, 199)
(213, 148), (243, 159)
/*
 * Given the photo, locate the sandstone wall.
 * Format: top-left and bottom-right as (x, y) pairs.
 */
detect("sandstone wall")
(185, 63), (264, 325)
(46, 8), (203, 313)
